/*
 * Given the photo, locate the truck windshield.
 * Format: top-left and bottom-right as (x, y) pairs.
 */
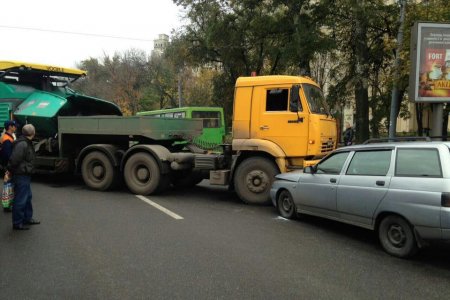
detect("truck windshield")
(302, 84), (329, 115)
(1, 72), (76, 90)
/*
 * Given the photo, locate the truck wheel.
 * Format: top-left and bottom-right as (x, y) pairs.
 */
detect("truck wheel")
(378, 215), (418, 258)
(124, 152), (166, 195)
(234, 157), (279, 205)
(277, 190), (296, 219)
(81, 151), (117, 191)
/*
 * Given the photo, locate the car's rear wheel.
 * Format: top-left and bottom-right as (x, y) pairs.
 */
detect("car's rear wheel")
(378, 215), (418, 258)
(277, 190), (296, 219)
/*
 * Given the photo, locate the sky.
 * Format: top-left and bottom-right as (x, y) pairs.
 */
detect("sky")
(0, 0), (184, 68)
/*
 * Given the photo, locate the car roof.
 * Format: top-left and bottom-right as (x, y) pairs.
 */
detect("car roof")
(335, 141), (450, 152)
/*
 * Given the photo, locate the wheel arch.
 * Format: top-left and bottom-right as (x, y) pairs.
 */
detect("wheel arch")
(77, 144), (122, 173)
(232, 138), (287, 171)
(374, 211), (415, 234)
(121, 144), (172, 174)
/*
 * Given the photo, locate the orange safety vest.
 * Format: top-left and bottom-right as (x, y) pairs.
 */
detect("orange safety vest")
(1, 133), (14, 144)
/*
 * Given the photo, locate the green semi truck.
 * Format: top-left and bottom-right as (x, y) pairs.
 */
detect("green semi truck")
(0, 61), (337, 205)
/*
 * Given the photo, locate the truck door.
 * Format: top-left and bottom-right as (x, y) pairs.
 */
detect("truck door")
(255, 85), (309, 157)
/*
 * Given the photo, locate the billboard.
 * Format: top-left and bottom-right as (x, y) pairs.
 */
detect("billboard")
(409, 22), (450, 103)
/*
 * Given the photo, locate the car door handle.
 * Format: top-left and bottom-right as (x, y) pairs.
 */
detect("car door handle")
(260, 125), (269, 130)
(376, 180), (385, 186)
(330, 178), (337, 183)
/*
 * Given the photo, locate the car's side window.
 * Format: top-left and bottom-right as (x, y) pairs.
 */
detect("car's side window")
(395, 148), (442, 177)
(346, 150), (392, 176)
(316, 152), (349, 174)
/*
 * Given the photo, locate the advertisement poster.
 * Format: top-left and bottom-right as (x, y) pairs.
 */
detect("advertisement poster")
(412, 23), (450, 102)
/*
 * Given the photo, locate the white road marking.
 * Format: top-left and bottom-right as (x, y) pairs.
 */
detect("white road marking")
(275, 216), (290, 221)
(136, 195), (184, 220)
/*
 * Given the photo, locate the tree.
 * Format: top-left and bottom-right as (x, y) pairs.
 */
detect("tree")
(75, 50), (151, 115)
(321, 0), (399, 142)
(142, 53), (179, 110)
(172, 0), (332, 124)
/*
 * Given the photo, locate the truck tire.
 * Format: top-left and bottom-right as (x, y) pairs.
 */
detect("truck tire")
(234, 157), (279, 205)
(81, 151), (117, 191)
(124, 152), (167, 195)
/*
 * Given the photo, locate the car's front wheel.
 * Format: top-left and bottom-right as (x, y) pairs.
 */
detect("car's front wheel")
(378, 215), (418, 258)
(277, 190), (296, 219)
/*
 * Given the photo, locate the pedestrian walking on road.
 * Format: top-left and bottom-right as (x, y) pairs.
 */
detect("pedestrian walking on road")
(7, 124), (40, 230)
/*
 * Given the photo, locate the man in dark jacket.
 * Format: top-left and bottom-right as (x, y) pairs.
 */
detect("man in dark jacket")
(343, 122), (355, 146)
(7, 124), (40, 230)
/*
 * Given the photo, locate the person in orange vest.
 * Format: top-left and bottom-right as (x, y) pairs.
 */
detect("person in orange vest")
(1, 120), (17, 165)
(1, 120), (17, 212)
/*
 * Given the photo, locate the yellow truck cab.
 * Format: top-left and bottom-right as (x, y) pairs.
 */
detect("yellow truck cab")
(232, 75), (337, 174)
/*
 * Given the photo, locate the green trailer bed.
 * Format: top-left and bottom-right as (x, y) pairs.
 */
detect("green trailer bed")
(58, 116), (203, 141)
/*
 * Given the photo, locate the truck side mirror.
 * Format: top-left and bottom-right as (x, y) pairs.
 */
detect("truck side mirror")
(289, 85), (301, 112)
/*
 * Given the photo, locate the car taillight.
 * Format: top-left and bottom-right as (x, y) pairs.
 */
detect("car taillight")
(441, 192), (450, 207)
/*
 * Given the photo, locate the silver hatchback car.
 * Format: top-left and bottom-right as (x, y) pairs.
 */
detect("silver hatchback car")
(271, 140), (450, 258)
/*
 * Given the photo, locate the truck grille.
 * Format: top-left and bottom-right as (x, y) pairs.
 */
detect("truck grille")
(321, 141), (334, 153)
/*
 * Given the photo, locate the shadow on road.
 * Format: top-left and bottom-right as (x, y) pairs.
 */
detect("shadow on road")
(33, 173), (85, 188)
(32, 175), (242, 203)
(291, 213), (450, 268)
(162, 181), (242, 204)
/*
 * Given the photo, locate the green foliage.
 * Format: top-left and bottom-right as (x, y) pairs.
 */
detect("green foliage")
(143, 54), (178, 110)
(75, 49), (150, 115)
(318, 0), (401, 142)
(170, 0), (333, 125)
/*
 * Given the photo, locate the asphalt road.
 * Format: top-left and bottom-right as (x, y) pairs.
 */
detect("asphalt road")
(1, 175), (450, 299)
